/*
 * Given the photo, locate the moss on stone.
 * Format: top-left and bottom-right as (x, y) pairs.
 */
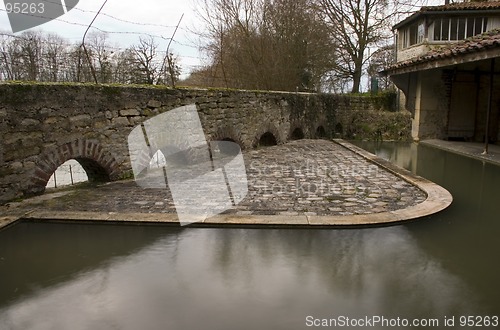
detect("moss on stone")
(345, 110), (412, 141)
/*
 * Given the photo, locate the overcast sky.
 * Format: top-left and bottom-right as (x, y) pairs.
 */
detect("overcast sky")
(0, 0), (204, 77)
(0, 0), (446, 79)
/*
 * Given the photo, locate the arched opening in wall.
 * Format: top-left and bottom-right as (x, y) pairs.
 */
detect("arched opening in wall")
(75, 158), (111, 182)
(34, 140), (117, 195)
(258, 132), (278, 147)
(216, 138), (241, 155)
(335, 123), (343, 136)
(291, 128), (305, 140)
(316, 126), (327, 139)
(135, 147), (191, 187)
(152, 146), (190, 169)
(46, 159), (89, 189)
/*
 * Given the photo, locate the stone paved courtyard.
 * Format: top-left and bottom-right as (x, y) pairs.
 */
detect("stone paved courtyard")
(3, 140), (427, 218)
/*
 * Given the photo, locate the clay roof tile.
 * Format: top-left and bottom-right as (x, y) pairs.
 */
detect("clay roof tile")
(384, 29), (500, 73)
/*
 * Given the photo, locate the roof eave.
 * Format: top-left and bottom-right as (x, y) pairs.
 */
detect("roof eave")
(382, 47), (500, 76)
(392, 12), (422, 31)
(392, 9), (500, 31)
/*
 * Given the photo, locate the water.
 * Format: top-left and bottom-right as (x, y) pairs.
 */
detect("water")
(1, 142), (500, 329)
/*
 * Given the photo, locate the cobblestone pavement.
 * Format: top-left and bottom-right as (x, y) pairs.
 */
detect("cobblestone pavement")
(5, 140), (427, 217)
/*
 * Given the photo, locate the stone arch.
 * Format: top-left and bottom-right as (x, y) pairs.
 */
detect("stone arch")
(253, 123), (282, 148)
(149, 146), (190, 168)
(29, 139), (119, 195)
(160, 143), (209, 168)
(315, 125), (327, 138)
(290, 127), (305, 140)
(210, 126), (245, 149)
(335, 122), (344, 136)
(258, 132), (278, 146)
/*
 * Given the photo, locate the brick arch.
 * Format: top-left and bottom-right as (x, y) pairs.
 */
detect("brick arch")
(28, 139), (119, 195)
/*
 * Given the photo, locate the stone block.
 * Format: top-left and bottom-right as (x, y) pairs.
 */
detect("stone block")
(4, 132), (25, 145)
(20, 132), (43, 147)
(23, 161), (36, 170)
(120, 109), (140, 117)
(198, 103), (209, 110)
(147, 100), (162, 108)
(21, 118), (40, 126)
(129, 116), (145, 125)
(44, 117), (62, 125)
(40, 107), (58, 116)
(4, 146), (40, 162)
(69, 114), (92, 127)
(111, 117), (130, 127)
(94, 120), (110, 129)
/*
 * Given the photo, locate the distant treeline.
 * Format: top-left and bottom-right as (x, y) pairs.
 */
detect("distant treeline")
(0, 31), (180, 85)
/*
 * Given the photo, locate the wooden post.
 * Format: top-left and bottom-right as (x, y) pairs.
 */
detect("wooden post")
(69, 164), (74, 185)
(483, 58), (495, 155)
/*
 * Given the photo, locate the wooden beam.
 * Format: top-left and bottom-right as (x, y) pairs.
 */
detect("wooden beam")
(386, 47), (500, 76)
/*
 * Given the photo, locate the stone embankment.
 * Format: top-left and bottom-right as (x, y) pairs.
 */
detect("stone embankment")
(0, 140), (452, 228)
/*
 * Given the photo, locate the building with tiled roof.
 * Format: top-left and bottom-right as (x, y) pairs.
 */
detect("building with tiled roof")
(385, 28), (500, 75)
(384, 1), (500, 144)
(395, 0), (500, 62)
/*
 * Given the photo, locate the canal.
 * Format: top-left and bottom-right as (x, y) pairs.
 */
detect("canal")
(0, 142), (499, 329)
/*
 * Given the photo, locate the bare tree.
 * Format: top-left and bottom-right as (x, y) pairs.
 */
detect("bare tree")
(22, 31), (42, 81)
(164, 52), (181, 86)
(66, 44), (91, 82)
(112, 48), (136, 84)
(86, 32), (114, 83)
(317, 0), (389, 93)
(0, 33), (14, 80)
(194, 0), (335, 91)
(3, 31), (44, 81)
(316, 0), (431, 93)
(131, 36), (162, 84)
(40, 33), (68, 82)
(195, 0), (261, 88)
(180, 65), (215, 87)
(261, 0), (335, 91)
(0, 30), (174, 86)
(367, 44), (395, 90)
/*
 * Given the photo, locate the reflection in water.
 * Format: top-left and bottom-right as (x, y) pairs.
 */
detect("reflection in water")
(353, 141), (500, 315)
(1, 142), (499, 329)
(0, 226), (480, 330)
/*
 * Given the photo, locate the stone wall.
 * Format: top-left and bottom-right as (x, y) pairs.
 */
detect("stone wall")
(0, 83), (400, 203)
(332, 92), (410, 140)
(0, 84), (326, 202)
(397, 44), (430, 62)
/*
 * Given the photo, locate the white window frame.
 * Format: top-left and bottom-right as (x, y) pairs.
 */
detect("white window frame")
(432, 16), (488, 42)
(400, 20), (425, 49)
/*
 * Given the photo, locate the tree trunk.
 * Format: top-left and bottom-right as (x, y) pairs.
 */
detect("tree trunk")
(351, 67), (362, 93)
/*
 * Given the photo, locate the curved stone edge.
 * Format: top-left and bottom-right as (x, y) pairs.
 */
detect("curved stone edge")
(0, 215), (22, 231)
(2, 140), (453, 230)
(324, 139), (453, 225)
